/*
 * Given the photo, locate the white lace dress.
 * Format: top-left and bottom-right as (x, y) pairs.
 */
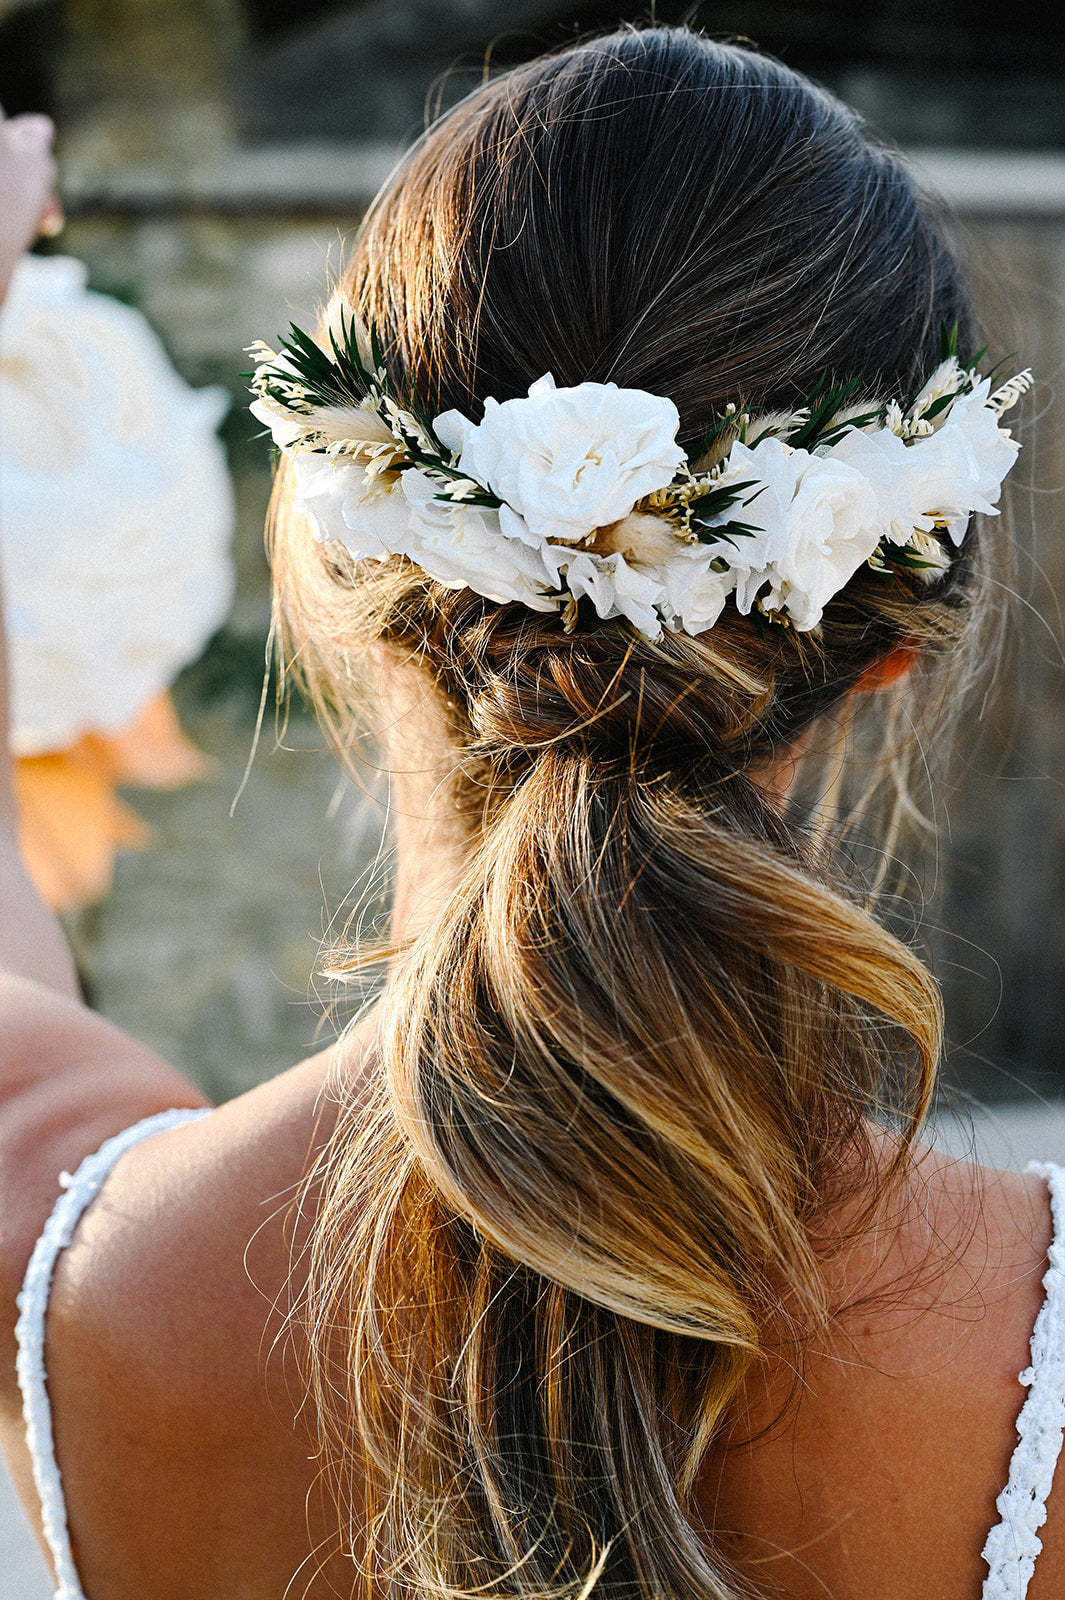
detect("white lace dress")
(14, 1121), (1065, 1600)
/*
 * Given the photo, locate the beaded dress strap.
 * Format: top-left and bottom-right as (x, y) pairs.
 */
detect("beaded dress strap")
(14, 1107), (212, 1600)
(981, 1161), (1065, 1600)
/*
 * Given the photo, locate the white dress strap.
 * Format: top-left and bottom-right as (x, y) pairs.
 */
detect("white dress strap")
(14, 1107), (212, 1600)
(981, 1161), (1065, 1600)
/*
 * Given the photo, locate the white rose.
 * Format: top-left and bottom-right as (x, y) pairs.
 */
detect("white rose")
(434, 373), (685, 544)
(696, 438), (798, 616)
(922, 380), (1020, 537)
(401, 469), (558, 610)
(766, 452), (880, 630)
(829, 425), (926, 542)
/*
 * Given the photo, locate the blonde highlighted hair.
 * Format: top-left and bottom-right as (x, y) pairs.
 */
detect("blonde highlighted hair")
(270, 27), (1000, 1600)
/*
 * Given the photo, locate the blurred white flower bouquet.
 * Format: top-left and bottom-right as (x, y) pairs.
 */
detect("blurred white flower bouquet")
(1, 254), (235, 909)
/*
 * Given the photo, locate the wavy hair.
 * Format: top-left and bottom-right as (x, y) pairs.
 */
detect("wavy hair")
(270, 27), (996, 1600)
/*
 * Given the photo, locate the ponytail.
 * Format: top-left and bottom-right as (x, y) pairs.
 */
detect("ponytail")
(304, 662), (941, 1600)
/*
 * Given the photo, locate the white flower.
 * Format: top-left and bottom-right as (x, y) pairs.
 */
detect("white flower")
(248, 346), (314, 444)
(830, 426), (931, 540)
(561, 550), (666, 640)
(697, 438), (880, 630)
(290, 452), (413, 559)
(930, 379), (1021, 533)
(249, 391), (312, 451)
(656, 545), (736, 636)
(292, 457), (560, 611)
(1, 254), (234, 752)
(766, 453), (880, 629)
(833, 380), (1019, 547)
(497, 503), (545, 551)
(696, 440), (793, 610)
(908, 355), (967, 427)
(435, 374), (685, 544)
(400, 469), (558, 610)
(251, 308), (1030, 644)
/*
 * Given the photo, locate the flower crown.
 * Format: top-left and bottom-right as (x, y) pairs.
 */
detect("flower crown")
(249, 303), (1031, 642)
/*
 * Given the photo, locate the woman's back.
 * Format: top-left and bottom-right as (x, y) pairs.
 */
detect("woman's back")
(1, 1070), (1061, 1598)
(704, 1153), (1059, 1599)
(0, 1031), (348, 1598)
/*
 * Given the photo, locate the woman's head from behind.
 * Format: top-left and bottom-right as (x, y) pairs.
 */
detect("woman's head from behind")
(280, 28), (1000, 1600)
(276, 23), (984, 801)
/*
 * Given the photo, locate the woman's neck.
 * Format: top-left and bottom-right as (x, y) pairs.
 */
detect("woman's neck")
(375, 661), (468, 946)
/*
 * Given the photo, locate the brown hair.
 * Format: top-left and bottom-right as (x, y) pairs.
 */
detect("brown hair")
(273, 27), (994, 1600)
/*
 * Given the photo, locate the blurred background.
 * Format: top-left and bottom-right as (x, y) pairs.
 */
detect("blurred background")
(1, 2), (1065, 1590)
(1, 0), (1064, 1109)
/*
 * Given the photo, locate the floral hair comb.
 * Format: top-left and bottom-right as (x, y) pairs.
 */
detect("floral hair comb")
(250, 303), (1030, 642)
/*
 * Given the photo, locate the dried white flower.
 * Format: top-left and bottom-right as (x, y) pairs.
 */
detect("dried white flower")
(988, 369), (1034, 417)
(698, 438), (880, 630)
(903, 529), (951, 582)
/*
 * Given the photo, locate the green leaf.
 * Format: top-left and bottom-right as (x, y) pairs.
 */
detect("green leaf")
(688, 475), (762, 518)
(814, 406), (884, 449)
(940, 322), (959, 361)
(921, 391), (958, 421)
(695, 516), (765, 547)
(877, 538), (947, 574)
(788, 376), (862, 450)
(273, 319), (373, 410)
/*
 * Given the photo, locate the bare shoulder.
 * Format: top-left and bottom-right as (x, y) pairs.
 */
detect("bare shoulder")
(0, 974), (207, 1325)
(48, 1047), (343, 1376)
(703, 1147), (1059, 1600)
(7, 1029), (374, 1598)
